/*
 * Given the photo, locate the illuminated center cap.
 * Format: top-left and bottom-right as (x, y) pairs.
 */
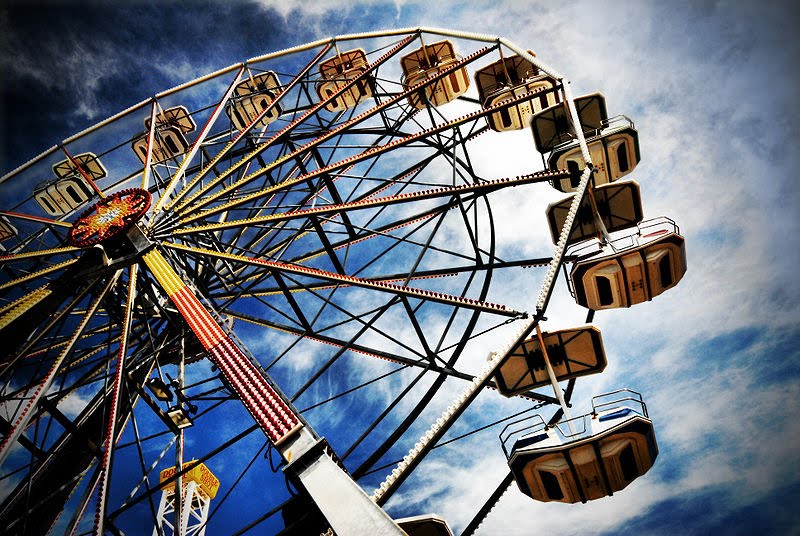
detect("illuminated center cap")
(68, 188), (152, 247)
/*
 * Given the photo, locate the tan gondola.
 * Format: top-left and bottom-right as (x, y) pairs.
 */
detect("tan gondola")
(569, 217), (687, 310)
(529, 93), (640, 192)
(227, 71), (283, 130)
(548, 115), (640, 192)
(474, 53), (559, 132)
(494, 326), (606, 397)
(530, 92), (608, 154)
(501, 389), (657, 503)
(33, 153), (106, 217)
(546, 180), (643, 245)
(396, 514), (454, 536)
(132, 105), (196, 164)
(400, 40), (470, 109)
(316, 49), (373, 112)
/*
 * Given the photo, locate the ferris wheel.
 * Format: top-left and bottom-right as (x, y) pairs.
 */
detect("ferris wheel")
(0, 28), (686, 536)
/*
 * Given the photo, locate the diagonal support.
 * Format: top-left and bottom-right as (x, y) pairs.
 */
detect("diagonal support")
(140, 248), (404, 535)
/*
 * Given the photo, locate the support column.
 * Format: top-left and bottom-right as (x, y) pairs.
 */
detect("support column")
(142, 249), (404, 535)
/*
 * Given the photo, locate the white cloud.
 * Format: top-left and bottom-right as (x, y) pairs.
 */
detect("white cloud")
(251, 0), (406, 21)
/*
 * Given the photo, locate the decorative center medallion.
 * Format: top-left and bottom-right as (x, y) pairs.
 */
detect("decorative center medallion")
(68, 188), (151, 247)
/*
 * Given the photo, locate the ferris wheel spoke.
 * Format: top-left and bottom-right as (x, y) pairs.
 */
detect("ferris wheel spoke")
(0, 210), (73, 229)
(0, 257), (79, 292)
(0, 274), (104, 376)
(0, 245), (80, 263)
(211, 253), (555, 300)
(170, 170), (563, 239)
(59, 145), (105, 199)
(269, 210), (444, 272)
(352, 237), (499, 483)
(151, 66), (247, 214)
(206, 205), (474, 306)
(229, 311), (428, 368)
(173, 45), (496, 220)
(2, 296), (138, 433)
(139, 102), (160, 191)
(209, 154), (439, 277)
(93, 265), (137, 536)
(161, 45), (334, 214)
(39, 339), (124, 403)
(4, 342), (161, 535)
(165, 35), (416, 217)
(62, 463), (102, 536)
(178, 100), (552, 232)
(164, 241), (518, 317)
(269, 271), (314, 331)
(117, 375), (168, 531)
(237, 284), (431, 365)
(0, 271), (120, 466)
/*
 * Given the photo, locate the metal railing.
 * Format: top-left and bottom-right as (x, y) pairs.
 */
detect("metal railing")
(499, 387), (648, 459)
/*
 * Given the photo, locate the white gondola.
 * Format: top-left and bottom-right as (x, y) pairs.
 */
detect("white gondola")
(501, 389), (657, 503)
(545, 180), (643, 245)
(549, 115), (640, 193)
(494, 326), (606, 397)
(34, 176), (95, 217)
(396, 514), (454, 536)
(131, 105), (196, 164)
(474, 53), (559, 132)
(569, 217), (687, 310)
(227, 71), (282, 130)
(316, 49), (373, 112)
(400, 40), (470, 109)
(0, 216), (17, 241)
(33, 152), (106, 217)
(529, 93), (640, 192)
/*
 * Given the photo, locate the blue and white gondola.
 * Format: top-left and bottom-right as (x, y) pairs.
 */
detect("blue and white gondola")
(500, 389), (657, 503)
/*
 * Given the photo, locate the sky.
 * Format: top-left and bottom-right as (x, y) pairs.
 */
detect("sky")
(1, 0), (799, 535)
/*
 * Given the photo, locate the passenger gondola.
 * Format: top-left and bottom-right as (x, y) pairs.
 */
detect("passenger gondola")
(530, 93), (640, 192)
(316, 49), (373, 112)
(33, 152), (106, 216)
(545, 180), (643, 245)
(400, 40), (470, 109)
(131, 105), (196, 164)
(501, 389), (657, 503)
(227, 71), (283, 130)
(494, 326), (606, 397)
(474, 52), (560, 132)
(530, 92), (607, 155)
(569, 217), (687, 310)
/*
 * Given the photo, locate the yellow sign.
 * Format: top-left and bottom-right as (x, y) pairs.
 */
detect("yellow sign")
(159, 461), (220, 499)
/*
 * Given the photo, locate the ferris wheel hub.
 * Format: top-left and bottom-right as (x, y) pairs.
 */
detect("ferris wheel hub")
(67, 188), (151, 248)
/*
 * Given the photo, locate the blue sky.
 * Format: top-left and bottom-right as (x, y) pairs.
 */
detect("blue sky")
(1, 1), (799, 535)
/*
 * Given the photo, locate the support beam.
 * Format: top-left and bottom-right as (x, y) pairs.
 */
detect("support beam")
(141, 248), (404, 535)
